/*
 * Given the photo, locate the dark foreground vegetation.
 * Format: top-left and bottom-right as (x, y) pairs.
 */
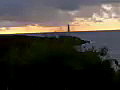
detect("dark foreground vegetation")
(0, 35), (120, 89)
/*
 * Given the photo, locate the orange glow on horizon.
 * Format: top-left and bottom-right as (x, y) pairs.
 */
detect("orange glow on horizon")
(0, 25), (67, 34)
(70, 18), (120, 31)
(0, 19), (120, 34)
(1, 3), (120, 34)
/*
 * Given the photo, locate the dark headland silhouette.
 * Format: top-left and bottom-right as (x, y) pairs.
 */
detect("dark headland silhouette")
(0, 30), (120, 89)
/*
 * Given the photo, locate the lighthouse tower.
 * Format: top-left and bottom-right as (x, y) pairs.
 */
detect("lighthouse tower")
(68, 24), (70, 32)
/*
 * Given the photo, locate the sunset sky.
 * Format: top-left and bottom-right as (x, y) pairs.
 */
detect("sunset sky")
(0, 0), (120, 33)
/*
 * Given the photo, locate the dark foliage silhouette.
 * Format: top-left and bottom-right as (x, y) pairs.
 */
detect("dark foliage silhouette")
(0, 35), (118, 89)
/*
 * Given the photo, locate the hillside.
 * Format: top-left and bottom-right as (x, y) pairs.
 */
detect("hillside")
(0, 35), (117, 89)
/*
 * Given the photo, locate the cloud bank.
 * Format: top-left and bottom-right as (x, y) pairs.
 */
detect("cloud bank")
(0, 0), (119, 26)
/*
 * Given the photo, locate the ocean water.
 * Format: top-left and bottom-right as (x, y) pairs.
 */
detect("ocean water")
(68, 32), (120, 60)
(26, 31), (120, 60)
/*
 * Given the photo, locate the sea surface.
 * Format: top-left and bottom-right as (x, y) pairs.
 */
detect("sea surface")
(69, 31), (120, 60)
(25, 31), (120, 60)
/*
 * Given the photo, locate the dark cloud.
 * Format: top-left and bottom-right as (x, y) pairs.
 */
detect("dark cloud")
(0, 0), (119, 26)
(41, 0), (117, 10)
